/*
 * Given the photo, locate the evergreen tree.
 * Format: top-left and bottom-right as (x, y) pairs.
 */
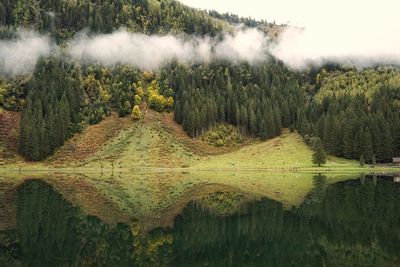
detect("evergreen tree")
(359, 154), (365, 167)
(19, 58), (81, 161)
(372, 154), (377, 166)
(312, 138), (327, 167)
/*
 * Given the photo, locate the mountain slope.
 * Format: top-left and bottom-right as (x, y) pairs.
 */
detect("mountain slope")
(1, 0), (230, 37)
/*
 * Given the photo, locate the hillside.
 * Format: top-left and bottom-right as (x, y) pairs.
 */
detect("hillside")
(11, 106), (351, 171)
(0, 0), (399, 165)
(3, 104), (397, 173)
(1, 0), (230, 38)
(3, 109), (360, 171)
(300, 67), (400, 163)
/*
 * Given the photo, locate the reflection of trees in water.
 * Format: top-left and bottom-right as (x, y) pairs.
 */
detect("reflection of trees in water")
(3, 176), (400, 266)
(16, 180), (134, 267)
(171, 175), (400, 267)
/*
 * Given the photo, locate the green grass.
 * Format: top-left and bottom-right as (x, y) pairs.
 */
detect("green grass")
(84, 120), (200, 170)
(3, 111), (398, 173)
(78, 121), (396, 173)
(191, 132), (359, 171)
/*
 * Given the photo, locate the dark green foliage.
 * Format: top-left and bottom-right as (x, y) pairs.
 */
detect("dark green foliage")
(170, 176), (400, 266)
(0, 231), (18, 267)
(359, 154), (365, 167)
(302, 69), (400, 163)
(166, 60), (304, 138)
(311, 137), (326, 166)
(372, 154), (377, 166)
(207, 10), (273, 28)
(6, 176), (400, 266)
(19, 58), (82, 161)
(1, 0), (226, 39)
(17, 180), (136, 267)
(201, 124), (242, 147)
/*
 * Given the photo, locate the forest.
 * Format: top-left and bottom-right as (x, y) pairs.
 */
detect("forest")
(0, 0), (399, 163)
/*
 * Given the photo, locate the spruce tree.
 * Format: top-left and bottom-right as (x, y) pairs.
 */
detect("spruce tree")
(312, 137), (327, 167)
(372, 154), (377, 166)
(359, 154), (365, 167)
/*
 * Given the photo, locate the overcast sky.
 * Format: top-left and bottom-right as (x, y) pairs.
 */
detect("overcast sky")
(178, 0), (400, 69)
(178, 0), (399, 27)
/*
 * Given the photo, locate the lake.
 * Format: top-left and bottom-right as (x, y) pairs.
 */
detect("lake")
(0, 173), (399, 266)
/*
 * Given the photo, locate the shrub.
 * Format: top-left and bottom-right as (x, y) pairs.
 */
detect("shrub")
(201, 124), (242, 147)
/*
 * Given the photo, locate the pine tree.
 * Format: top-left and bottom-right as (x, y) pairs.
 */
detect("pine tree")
(18, 58), (81, 160)
(312, 137), (327, 167)
(273, 106), (282, 136)
(359, 154), (365, 167)
(372, 154), (377, 166)
(248, 108), (257, 136)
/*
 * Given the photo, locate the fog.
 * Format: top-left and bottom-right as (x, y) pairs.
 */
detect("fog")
(67, 28), (267, 69)
(1, 18), (400, 76)
(271, 25), (400, 69)
(0, 31), (57, 76)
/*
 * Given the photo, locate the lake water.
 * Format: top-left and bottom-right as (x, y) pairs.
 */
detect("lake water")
(0, 174), (399, 266)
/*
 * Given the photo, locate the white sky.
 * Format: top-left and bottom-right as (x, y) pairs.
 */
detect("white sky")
(178, 0), (400, 68)
(178, 0), (399, 27)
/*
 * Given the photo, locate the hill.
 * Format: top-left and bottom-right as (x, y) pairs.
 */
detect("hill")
(8, 108), (361, 171)
(4, 106), (397, 172)
(0, 1), (399, 165)
(1, 0), (230, 37)
(299, 67), (400, 163)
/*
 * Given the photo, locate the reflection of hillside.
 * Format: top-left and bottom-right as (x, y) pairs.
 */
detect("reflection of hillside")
(1, 175), (399, 266)
(171, 175), (400, 266)
(0, 172), (360, 232)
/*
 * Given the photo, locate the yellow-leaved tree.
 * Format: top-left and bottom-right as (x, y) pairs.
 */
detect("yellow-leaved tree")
(132, 105), (142, 120)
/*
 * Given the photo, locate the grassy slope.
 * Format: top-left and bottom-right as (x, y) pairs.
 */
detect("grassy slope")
(79, 111), (377, 172)
(191, 132), (359, 171)
(3, 109), (397, 172)
(48, 113), (133, 166)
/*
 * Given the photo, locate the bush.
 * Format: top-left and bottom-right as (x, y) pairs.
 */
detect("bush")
(132, 105), (141, 120)
(201, 124), (242, 147)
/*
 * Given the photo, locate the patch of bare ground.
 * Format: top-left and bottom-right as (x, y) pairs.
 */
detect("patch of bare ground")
(0, 110), (21, 163)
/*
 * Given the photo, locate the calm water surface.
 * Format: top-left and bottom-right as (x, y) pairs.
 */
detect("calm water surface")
(0, 174), (399, 267)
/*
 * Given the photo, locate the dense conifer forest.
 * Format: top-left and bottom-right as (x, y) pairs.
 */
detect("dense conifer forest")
(0, 0), (399, 162)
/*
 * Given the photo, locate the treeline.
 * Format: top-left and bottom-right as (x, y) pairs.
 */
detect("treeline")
(160, 60), (305, 138)
(19, 58), (81, 161)
(207, 10), (272, 28)
(0, 0), (227, 39)
(298, 69), (400, 163)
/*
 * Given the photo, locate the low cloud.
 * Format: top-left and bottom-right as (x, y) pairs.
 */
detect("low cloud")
(270, 24), (400, 69)
(2, 21), (400, 76)
(0, 31), (57, 76)
(66, 28), (268, 70)
(0, 28), (268, 75)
